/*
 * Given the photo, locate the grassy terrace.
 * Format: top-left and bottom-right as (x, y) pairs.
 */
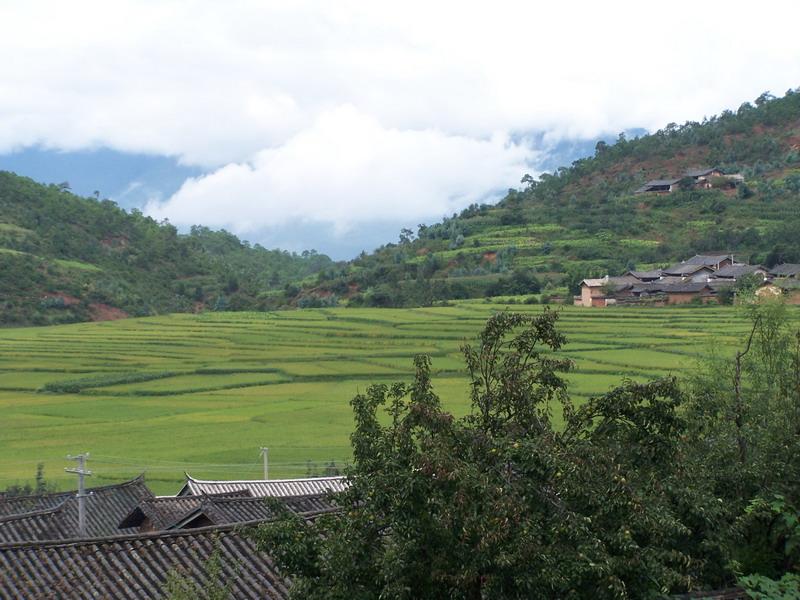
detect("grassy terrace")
(1, 302), (795, 494)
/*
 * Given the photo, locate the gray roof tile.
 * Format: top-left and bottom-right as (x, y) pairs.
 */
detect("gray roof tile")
(0, 524), (290, 599)
(0, 476), (153, 542)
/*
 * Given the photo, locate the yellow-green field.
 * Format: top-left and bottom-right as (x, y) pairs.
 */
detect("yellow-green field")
(0, 302), (791, 494)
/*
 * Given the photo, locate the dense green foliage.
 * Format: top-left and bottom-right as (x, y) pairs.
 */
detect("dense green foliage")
(299, 89), (800, 306)
(0, 173), (332, 325)
(255, 304), (800, 599)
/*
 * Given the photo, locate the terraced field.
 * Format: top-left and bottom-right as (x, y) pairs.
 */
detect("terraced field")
(0, 302), (793, 494)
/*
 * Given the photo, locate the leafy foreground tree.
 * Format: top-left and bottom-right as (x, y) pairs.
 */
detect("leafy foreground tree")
(254, 309), (799, 599)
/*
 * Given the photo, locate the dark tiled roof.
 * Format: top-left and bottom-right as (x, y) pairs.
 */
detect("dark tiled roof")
(627, 270), (663, 281)
(769, 263), (800, 277)
(662, 263), (712, 276)
(635, 179), (681, 193)
(118, 496), (206, 530)
(183, 494), (338, 528)
(0, 476), (153, 542)
(0, 476), (148, 518)
(0, 490), (70, 518)
(179, 475), (348, 497)
(120, 492), (337, 531)
(684, 254), (733, 266)
(0, 524), (289, 599)
(281, 493), (338, 515)
(174, 497), (281, 529)
(663, 282), (714, 294)
(712, 264), (766, 279)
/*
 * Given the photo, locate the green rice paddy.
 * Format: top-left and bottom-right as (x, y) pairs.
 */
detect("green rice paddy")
(0, 302), (793, 494)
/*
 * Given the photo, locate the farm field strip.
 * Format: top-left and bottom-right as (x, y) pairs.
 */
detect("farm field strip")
(0, 303), (796, 494)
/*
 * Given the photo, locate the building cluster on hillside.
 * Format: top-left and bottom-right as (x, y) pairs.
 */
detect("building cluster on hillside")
(635, 167), (743, 194)
(0, 473), (346, 598)
(577, 253), (800, 308)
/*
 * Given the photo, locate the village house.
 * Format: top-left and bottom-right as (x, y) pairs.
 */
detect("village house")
(635, 168), (743, 194)
(769, 263), (800, 278)
(661, 263), (716, 281)
(576, 253), (745, 307)
(577, 275), (639, 307)
(634, 178), (681, 194)
(710, 264), (768, 281)
(683, 253), (737, 270)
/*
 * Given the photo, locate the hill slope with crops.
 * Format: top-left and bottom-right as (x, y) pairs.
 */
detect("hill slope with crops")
(300, 90), (800, 306)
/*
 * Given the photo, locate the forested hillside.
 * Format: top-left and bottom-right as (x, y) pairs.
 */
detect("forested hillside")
(298, 89), (800, 307)
(0, 174), (331, 325)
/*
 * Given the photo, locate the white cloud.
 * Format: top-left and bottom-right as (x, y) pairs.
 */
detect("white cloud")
(1, 0), (800, 253)
(146, 105), (532, 234)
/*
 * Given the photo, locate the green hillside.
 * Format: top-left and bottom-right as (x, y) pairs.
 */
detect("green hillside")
(0, 174), (332, 325)
(2, 90), (799, 324)
(301, 89), (800, 306)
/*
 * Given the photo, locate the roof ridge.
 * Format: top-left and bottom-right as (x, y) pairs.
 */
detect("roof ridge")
(0, 519), (263, 550)
(185, 474), (346, 484)
(0, 498), (70, 523)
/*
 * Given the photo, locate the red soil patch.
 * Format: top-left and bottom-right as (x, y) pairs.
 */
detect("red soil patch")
(416, 247), (430, 256)
(89, 303), (129, 322)
(482, 251), (497, 263)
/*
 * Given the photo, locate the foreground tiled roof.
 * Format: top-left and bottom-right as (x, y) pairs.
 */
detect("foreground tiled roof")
(179, 475), (348, 497)
(0, 476), (153, 542)
(120, 491), (338, 532)
(0, 491), (70, 519)
(117, 495), (213, 530)
(0, 524), (289, 599)
(0, 475), (149, 518)
(174, 494), (339, 530)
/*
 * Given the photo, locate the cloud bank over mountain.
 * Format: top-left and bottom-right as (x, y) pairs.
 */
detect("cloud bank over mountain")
(1, 0), (799, 256)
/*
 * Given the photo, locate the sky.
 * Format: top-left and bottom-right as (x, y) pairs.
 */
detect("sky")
(1, 1), (799, 259)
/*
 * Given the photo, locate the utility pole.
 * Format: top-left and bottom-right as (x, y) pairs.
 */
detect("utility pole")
(260, 447), (269, 480)
(65, 453), (92, 537)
